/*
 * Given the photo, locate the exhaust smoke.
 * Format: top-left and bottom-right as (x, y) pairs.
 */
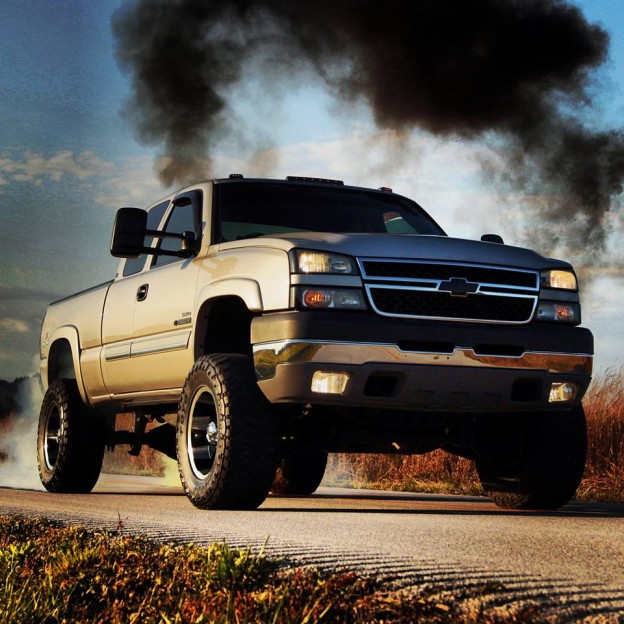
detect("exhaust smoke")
(0, 376), (44, 490)
(112, 0), (624, 261)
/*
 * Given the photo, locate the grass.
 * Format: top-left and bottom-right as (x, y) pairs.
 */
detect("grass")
(576, 368), (624, 503)
(0, 514), (545, 624)
(324, 451), (482, 497)
(102, 413), (168, 477)
(325, 367), (624, 504)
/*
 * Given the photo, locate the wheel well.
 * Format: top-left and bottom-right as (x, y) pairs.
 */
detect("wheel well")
(48, 339), (76, 384)
(195, 297), (253, 358)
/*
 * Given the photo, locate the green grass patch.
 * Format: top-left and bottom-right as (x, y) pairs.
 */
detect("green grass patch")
(0, 514), (546, 623)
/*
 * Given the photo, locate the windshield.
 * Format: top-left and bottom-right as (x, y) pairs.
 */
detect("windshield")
(215, 181), (445, 242)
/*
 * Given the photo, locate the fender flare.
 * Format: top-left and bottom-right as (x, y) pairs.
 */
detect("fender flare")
(45, 326), (89, 405)
(195, 278), (263, 312)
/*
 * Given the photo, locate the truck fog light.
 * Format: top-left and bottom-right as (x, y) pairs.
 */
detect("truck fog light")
(311, 371), (349, 394)
(549, 382), (580, 403)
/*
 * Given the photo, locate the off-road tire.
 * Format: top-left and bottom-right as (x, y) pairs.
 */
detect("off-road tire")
(476, 405), (587, 510)
(37, 379), (105, 493)
(272, 450), (328, 495)
(176, 353), (280, 510)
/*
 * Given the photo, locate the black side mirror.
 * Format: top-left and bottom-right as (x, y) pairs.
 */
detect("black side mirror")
(481, 233), (504, 245)
(111, 207), (148, 258)
(111, 206), (198, 260)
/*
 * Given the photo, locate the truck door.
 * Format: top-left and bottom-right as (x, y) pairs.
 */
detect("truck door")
(129, 190), (203, 392)
(100, 199), (171, 397)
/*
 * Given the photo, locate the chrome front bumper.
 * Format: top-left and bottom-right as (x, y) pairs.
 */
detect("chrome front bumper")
(254, 339), (592, 379)
(253, 339), (593, 411)
(250, 311), (594, 411)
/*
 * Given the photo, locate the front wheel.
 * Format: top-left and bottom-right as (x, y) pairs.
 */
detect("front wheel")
(272, 450), (328, 495)
(37, 379), (105, 493)
(476, 406), (587, 510)
(176, 354), (280, 510)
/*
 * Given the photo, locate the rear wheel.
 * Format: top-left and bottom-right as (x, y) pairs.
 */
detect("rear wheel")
(37, 379), (104, 493)
(476, 406), (587, 510)
(272, 450), (328, 495)
(176, 354), (280, 510)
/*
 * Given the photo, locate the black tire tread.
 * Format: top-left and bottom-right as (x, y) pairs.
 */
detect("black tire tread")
(37, 379), (104, 493)
(272, 450), (328, 496)
(476, 406), (587, 510)
(177, 354), (280, 510)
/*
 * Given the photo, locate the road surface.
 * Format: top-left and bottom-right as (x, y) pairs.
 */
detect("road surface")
(1, 474), (623, 621)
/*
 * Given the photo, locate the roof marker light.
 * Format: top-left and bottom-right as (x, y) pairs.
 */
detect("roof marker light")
(378, 186), (393, 192)
(229, 173), (244, 179)
(285, 176), (344, 185)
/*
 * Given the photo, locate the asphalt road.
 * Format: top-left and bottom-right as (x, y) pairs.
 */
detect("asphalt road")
(1, 474), (624, 621)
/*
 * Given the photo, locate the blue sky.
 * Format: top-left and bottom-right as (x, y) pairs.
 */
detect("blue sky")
(0, 0), (623, 379)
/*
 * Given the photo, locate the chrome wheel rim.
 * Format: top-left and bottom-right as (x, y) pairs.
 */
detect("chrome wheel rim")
(187, 385), (219, 480)
(43, 404), (62, 470)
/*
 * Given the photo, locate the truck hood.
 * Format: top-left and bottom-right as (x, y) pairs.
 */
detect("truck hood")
(221, 232), (572, 271)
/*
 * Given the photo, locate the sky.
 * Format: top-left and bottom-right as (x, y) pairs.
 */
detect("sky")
(0, 0), (623, 381)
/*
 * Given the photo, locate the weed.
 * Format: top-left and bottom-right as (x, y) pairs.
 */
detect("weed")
(102, 413), (168, 477)
(0, 515), (547, 623)
(578, 367), (624, 502)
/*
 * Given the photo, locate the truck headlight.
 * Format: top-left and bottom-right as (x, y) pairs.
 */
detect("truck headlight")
(294, 287), (366, 310)
(540, 270), (577, 290)
(291, 250), (357, 275)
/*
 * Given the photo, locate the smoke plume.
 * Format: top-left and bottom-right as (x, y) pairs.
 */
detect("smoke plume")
(0, 377), (44, 490)
(112, 0), (624, 259)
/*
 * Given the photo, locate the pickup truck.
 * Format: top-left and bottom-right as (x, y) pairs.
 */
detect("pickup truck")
(38, 175), (593, 510)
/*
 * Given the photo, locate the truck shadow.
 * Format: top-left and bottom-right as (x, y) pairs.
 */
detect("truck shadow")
(260, 489), (624, 518)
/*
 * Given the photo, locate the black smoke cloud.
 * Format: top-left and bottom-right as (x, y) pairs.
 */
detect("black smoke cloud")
(112, 0), (624, 258)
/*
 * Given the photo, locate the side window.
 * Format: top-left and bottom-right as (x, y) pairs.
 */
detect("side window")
(152, 192), (202, 268)
(122, 201), (170, 277)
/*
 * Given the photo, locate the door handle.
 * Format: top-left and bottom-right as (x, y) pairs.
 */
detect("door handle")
(136, 284), (149, 302)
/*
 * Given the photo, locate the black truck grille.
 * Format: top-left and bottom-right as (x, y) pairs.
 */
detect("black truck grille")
(359, 259), (539, 324)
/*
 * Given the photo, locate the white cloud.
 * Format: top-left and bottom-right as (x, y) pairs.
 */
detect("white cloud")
(92, 155), (173, 209)
(0, 318), (29, 333)
(0, 149), (172, 211)
(0, 149), (115, 188)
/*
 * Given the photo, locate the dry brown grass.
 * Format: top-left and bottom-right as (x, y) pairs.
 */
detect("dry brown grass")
(101, 413), (167, 477)
(578, 367), (624, 502)
(325, 451), (482, 496)
(0, 416), (11, 463)
(325, 368), (624, 503)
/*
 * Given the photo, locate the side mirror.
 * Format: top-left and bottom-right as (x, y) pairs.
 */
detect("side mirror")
(481, 233), (504, 245)
(111, 207), (148, 258)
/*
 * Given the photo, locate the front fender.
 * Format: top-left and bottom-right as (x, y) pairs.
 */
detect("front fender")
(196, 278), (263, 312)
(43, 326), (89, 405)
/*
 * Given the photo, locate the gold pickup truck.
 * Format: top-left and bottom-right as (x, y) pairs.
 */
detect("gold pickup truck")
(38, 176), (593, 510)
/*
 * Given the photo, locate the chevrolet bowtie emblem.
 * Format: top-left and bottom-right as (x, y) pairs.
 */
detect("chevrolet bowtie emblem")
(438, 277), (479, 297)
